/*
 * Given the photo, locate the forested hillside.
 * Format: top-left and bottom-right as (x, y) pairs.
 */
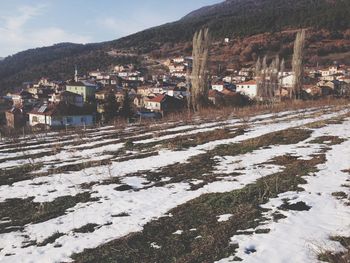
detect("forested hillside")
(1, 0), (350, 93)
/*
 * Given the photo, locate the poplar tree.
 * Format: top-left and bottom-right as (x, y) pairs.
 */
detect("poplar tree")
(292, 29), (306, 99)
(190, 28), (211, 111)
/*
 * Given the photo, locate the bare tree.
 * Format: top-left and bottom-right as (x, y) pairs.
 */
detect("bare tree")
(189, 28), (211, 111)
(255, 57), (261, 77)
(279, 58), (285, 99)
(292, 29), (306, 99)
(256, 55), (284, 101)
(269, 55), (280, 100)
(257, 55), (268, 100)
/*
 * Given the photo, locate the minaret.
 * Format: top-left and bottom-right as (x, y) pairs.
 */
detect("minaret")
(74, 65), (78, 82)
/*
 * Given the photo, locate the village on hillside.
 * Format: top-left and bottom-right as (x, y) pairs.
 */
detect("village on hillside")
(1, 0), (350, 261)
(2, 56), (350, 132)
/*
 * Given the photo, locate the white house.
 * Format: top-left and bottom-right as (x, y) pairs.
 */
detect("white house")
(173, 57), (185, 63)
(162, 87), (188, 98)
(239, 68), (253, 77)
(212, 81), (225, 92)
(29, 103), (94, 127)
(280, 74), (294, 88)
(223, 76), (233, 83)
(236, 80), (258, 99)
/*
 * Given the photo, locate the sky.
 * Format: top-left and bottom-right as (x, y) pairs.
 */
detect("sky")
(0, 0), (222, 57)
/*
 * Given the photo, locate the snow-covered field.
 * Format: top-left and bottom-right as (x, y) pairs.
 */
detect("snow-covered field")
(0, 105), (349, 263)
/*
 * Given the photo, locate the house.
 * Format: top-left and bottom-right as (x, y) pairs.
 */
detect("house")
(231, 75), (248, 84)
(319, 68), (331, 77)
(29, 103), (94, 128)
(317, 80), (340, 91)
(137, 86), (152, 96)
(208, 90), (224, 105)
(171, 71), (187, 78)
(136, 111), (162, 120)
(7, 90), (36, 107)
(144, 94), (184, 114)
(212, 81), (225, 92)
(239, 68), (253, 77)
(5, 108), (25, 129)
(212, 81), (235, 93)
(115, 91), (125, 103)
(66, 81), (97, 102)
(133, 95), (145, 108)
(303, 85), (322, 97)
(49, 91), (83, 107)
(163, 86), (188, 98)
(173, 57), (185, 64)
(223, 76), (233, 83)
(275, 87), (290, 98)
(236, 80), (258, 99)
(89, 70), (102, 78)
(95, 90), (109, 101)
(95, 74), (120, 86)
(280, 74), (294, 88)
(320, 75), (337, 81)
(337, 76), (350, 84)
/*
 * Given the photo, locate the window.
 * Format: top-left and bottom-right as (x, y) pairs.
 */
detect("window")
(81, 117), (86, 123)
(66, 117), (73, 123)
(32, 116), (38, 123)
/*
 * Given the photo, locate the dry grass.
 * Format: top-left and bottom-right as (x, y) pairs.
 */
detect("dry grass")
(162, 98), (349, 125)
(72, 153), (326, 263)
(0, 192), (99, 234)
(318, 236), (350, 263)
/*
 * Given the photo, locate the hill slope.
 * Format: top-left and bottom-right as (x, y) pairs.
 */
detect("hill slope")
(1, 0), (350, 93)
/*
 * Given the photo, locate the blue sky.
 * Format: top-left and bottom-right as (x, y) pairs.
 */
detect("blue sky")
(0, 0), (222, 57)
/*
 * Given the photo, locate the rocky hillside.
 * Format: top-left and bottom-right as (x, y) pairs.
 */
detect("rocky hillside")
(1, 0), (350, 93)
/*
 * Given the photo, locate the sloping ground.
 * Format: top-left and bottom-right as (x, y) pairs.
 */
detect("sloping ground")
(0, 105), (349, 262)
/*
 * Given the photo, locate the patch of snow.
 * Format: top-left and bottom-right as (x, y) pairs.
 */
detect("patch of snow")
(217, 214), (233, 222)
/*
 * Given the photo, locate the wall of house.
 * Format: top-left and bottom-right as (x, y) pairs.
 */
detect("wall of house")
(281, 75), (294, 88)
(66, 85), (96, 102)
(29, 114), (50, 126)
(51, 115), (94, 127)
(29, 114), (93, 127)
(5, 112), (15, 128)
(145, 101), (161, 111)
(212, 85), (224, 92)
(236, 85), (257, 99)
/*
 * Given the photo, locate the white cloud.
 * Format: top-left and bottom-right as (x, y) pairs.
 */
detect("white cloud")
(0, 4), (91, 57)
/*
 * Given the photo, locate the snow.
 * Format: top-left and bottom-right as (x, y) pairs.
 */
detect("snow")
(150, 242), (161, 249)
(217, 214), (233, 222)
(0, 105), (349, 263)
(216, 117), (350, 263)
(173, 230), (184, 235)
